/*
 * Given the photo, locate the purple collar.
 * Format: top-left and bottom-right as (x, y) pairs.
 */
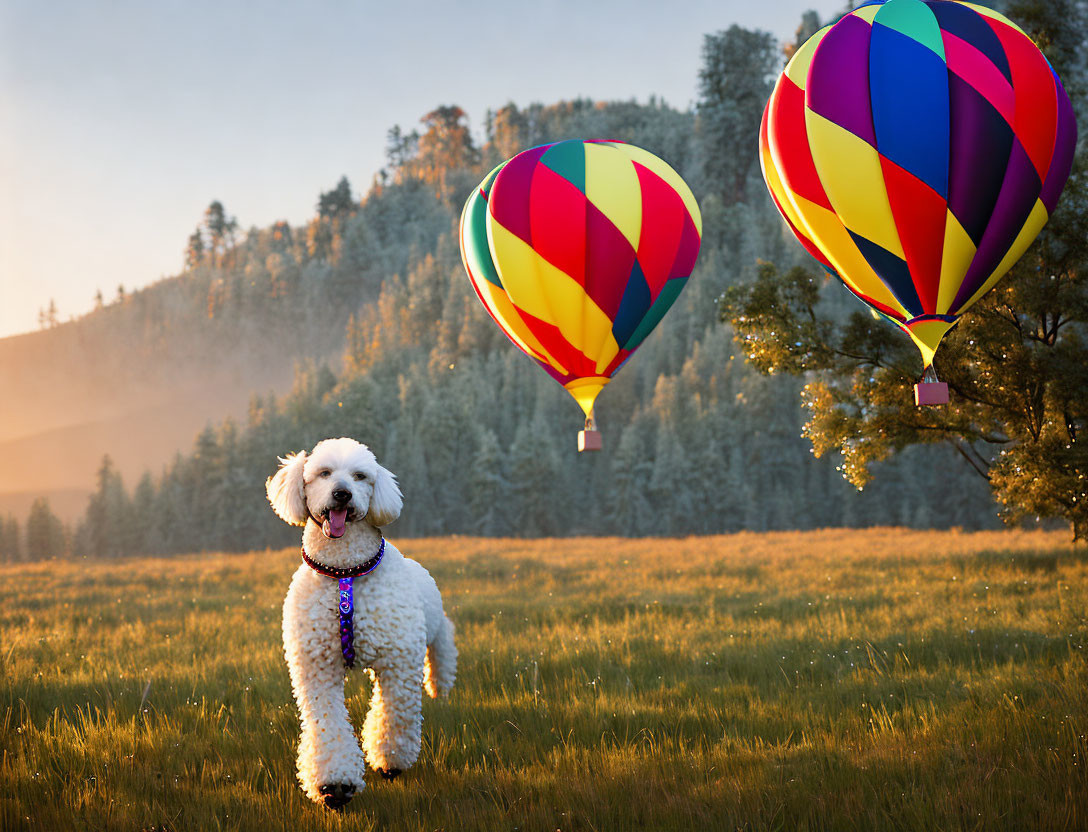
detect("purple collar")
(301, 538), (385, 668)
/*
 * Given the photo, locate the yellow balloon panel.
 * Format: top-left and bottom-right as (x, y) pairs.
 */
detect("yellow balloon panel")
(487, 218), (620, 373)
(804, 110), (906, 260)
(789, 191), (912, 319)
(582, 142), (643, 250)
(564, 377), (610, 418)
(784, 27), (830, 88)
(904, 318), (956, 369)
(935, 211), (976, 315)
(599, 141), (704, 237)
(472, 275), (566, 373)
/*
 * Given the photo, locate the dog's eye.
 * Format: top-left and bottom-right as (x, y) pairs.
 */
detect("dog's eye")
(353, 471), (367, 481)
(319, 470), (332, 478)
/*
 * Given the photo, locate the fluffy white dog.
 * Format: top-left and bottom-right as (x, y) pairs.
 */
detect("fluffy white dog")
(266, 437), (456, 809)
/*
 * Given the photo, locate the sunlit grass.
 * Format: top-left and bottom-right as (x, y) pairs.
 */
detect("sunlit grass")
(2, 529), (1086, 831)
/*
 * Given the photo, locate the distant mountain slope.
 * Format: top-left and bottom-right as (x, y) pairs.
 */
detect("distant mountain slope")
(0, 165), (457, 518)
(0, 347), (292, 519)
(0, 99), (689, 522)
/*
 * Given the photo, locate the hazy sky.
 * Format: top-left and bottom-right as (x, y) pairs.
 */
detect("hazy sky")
(0, 0), (840, 339)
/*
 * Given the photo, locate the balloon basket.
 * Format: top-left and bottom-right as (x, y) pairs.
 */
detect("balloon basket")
(578, 412), (601, 452)
(578, 430), (602, 452)
(914, 381), (948, 406)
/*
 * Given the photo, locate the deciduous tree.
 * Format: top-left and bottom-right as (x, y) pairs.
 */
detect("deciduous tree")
(720, 0), (1087, 538)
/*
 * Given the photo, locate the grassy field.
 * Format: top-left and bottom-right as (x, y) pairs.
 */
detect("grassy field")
(1, 530), (1086, 831)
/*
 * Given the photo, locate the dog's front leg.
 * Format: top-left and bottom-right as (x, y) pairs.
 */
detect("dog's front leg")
(286, 646), (367, 808)
(361, 643), (425, 777)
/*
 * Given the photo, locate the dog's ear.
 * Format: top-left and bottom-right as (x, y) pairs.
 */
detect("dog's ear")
(266, 451), (308, 526)
(367, 464), (403, 527)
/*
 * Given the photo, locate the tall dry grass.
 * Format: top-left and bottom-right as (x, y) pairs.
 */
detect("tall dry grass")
(1, 529), (1086, 831)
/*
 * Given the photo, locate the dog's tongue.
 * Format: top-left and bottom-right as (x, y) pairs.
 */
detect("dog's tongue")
(323, 509), (348, 539)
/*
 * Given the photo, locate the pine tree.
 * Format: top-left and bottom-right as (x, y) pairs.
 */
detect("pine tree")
(696, 25), (780, 205)
(418, 382), (475, 531)
(609, 421), (655, 536)
(25, 498), (66, 560)
(84, 456), (129, 557)
(468, 427), (510, 535)
(129, 473), (157, 555)
(508, 419), (561, 536)
(384, 412), (436, 536)
(0, 515), (22, 562)
(186, 228), (205, 269)
(649, 428), (693, 536)
(203, 200), (238, 266)
(384, 125), (420, 179)
(784, 11), (822, 61)
(317, 176), (355, 224)
(188, 426), (227, 551)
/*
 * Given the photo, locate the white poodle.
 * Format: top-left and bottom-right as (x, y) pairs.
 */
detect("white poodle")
(266, 437), (456, 810)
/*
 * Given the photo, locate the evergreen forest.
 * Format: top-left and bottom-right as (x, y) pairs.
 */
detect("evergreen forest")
(1, 12), (1014, 561)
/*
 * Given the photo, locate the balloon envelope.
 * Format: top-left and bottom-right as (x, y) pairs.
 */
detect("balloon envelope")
(760, 0), (1077, 369)
(460, 140), (701, 417)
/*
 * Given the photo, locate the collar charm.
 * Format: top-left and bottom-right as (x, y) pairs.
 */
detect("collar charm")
(338, 578), (356, 668)
(301, 538), (385, 668)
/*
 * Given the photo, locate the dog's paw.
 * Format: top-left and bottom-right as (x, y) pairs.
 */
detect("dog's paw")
(319, 783), (357, 810)
(378, 768), (402, 781)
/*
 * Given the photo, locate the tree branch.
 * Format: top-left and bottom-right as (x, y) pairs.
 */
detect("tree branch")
(950, 439), (992, 481)
(908, 422), (1008, 445)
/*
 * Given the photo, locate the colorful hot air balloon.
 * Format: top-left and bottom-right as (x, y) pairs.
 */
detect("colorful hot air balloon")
(760, 0), (1077, 405)
(460, 140), (702, 449)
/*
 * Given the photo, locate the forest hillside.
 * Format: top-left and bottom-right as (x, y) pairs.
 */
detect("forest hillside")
(0, 15), (1002, 558)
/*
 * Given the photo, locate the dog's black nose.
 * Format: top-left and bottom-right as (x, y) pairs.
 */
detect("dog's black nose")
(332, 489), (351, 504)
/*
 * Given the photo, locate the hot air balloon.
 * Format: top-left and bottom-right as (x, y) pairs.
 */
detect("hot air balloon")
(760, 0), (1077, 405)
(460, 140), (702, 450)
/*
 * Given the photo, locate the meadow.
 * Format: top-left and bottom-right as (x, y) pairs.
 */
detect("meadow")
(1, 529), (1086, 831)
